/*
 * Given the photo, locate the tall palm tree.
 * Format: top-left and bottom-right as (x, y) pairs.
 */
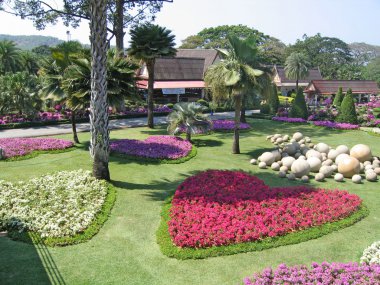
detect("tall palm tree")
(89, 0), (110, 181)
(128, 23), (176, 129)
(205, 35), (264, 154)
(0, 40), (23, 74)
(284, 52), (310, 92)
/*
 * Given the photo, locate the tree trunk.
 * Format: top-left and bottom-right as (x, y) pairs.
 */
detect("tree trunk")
(115, 0), (125, 54)
(240, 95), (246, 123)
(146, 61), (155, 128)
(233, 94), (242, 154)
(89, 0), (110, 181)
(71, 110), (80, 144)
(186, 129), (191, 142)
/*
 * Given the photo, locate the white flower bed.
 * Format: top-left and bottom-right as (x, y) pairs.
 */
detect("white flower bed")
(0, 170), (108, 238)
(361, 241), (380, 264)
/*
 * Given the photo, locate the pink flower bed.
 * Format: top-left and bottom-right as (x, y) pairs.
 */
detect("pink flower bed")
(169, 170), (362, 248)
(0, 138), (74, 159)
(312, 121), (360, 130)
(212, 120), (250, 130)
(110, 135), (192, 160)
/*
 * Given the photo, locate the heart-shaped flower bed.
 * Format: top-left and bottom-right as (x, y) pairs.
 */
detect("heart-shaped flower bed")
(168, 170), (362, 248)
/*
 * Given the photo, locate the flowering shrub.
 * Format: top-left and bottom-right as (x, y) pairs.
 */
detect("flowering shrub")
(211, 119), (250, 130)
(311, 121), (360, 130)
(243, 262), (380, 285)
(168, 170), (362, 248)
(272, 117), (307, 123)
(121, 105), (172, 115)
(0, 138), (74, 159)
(361, 241), (380, 264)
(110, 135), (192, 160)
(0, 170), (108, 238)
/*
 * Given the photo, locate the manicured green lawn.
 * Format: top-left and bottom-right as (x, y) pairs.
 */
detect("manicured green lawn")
(1, 119), (380, 285)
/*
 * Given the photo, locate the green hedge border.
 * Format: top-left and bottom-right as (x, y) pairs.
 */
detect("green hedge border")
(7, 183), (116, 247)
(0, 146), (77, 162)
(157, 195), (369, 260)
(110, 145), (197, 164)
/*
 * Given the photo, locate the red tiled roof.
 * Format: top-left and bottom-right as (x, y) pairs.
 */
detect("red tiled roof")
(137, 80), (205, 89)
(305, 80), (380, 94)
(274, 66), (323, 84)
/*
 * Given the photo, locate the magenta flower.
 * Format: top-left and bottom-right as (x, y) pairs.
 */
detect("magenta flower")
(312, 121), (360, 130)
(272, 117), (307, 123)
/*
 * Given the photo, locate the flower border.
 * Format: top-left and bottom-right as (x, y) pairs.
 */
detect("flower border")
(0, 145), (76, 162)
(157, 195), (369, 260)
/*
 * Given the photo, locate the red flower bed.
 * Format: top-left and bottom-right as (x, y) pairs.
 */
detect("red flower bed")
(169, 170), (362, 248)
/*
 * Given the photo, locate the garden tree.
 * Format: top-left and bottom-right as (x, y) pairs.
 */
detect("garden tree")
(0, 40), (23, 74)
(333, 87), (344, 107)
(205, 35), (264, 154)
(363, 57), (380, 86)
(167, 102), (211, 142)
(336, 63), (364, 80)
(289, 88), (308, 120)
(1, 0), (172, 52)
(267, 84), (280, 115)
(128, 23), (176, 128)
(337, 88), (358, 124)
(284, 52), (309, 91)
(259, 36), (287, 65)
(20, 51), (40, 74)
(287, 34), (353, 79)
(32, 45), (52, 57)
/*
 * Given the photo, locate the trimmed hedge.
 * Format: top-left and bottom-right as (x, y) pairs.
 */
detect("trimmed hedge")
(337, 88), (358, 124)
(289, 88), (308, 119)
(333, 86), (344, 107)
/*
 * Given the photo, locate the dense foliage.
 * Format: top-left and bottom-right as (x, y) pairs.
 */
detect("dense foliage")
(333, 86), (344, 107)
(289, 88), (308, 119)
(337, 88), (358, 124)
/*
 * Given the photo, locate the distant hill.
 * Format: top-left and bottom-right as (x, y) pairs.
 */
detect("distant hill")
(0, 34), (64, 50)
(349, 42), (380, 64)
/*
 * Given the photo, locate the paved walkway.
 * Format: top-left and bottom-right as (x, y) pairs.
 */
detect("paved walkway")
(0, 111), (257, 138)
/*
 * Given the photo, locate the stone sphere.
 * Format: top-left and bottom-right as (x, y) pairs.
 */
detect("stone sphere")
(282, 156), (296, 168)
(292, 141), (301, 150)
(277, 161), (283, 166)
(307, 157), (322, 172)
(334, 173), (344, 182)
(305, 137), (311, 143)
(365, 164), (374, 171)
(283, 135), (290, 141)
(301, 175), (310, 183)
(291, 159), (311, 178)
(373, 160), (380, 168)
(294, 152), (302, 159)
(271, 150), (282, 161)
(250, 158), (258, 165)
(299, 155), (307, 160)
(338, 157), (361, 178)
(299, 139), (305, 145)
(290, 139), (296, 143)
(315, 173), (325, 182)
(306, 149), (323, 160)
(331, 164), (338, 172)
(319, 166), (334, 178)
(335, 153), (351, 165)
(271, 162), (280, 171)
(350, 144), (373, 163)
(287, 173), (296, 180)
(281, 152), (289, 158)
(374, 168), (380, 175)
(276, 138), (284, 144)
(352, 174), (362, 184)
(260, 152), (275, 166)
(336, 145), (350, 155)
(258, 162), (267, 169)
(364, 161), (372, 167)
(293, 132), (303, 141)
(322, 159), (333, 166)
(328, 149), (339, 161)
(283, 143), (297, 156)
(273, 134), (282, 140)
(360, 163), (365, 173)
(366, 172), (377, 182)
(308, 143), (315, 148)
(315, 143), (330, 154)
(266, 135), (273, 140)
(280, 166), (288, 172)
(300, 144), (306, 148)
(278, 171), (287, 178)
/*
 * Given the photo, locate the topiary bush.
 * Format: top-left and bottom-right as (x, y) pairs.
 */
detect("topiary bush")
(333, 86), (344, 107)
(268, 85), (280, 115)
(196, 99), (209, 107)
(289, 88), (308, 119)
(337, 88), (358, 124)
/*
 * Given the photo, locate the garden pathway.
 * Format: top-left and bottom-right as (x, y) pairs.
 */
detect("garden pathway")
(0, 110), (258, 138)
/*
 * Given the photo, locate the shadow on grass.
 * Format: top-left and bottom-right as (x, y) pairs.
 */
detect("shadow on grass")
(192, 138), (224, 148)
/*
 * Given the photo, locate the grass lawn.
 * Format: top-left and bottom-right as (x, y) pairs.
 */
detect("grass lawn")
(1, 119), (380, 285)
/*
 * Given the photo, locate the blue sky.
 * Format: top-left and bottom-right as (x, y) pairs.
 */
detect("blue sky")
(0, 0), (379, 46)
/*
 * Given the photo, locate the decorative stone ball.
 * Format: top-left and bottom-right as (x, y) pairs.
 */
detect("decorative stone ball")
(277, 161), (283, 166)
(373, 160), (380, 168)
(352, 174), (362, 184)
(331, 164), (338, 172)
(281, 152), (289, 158)
(287, 173), (296, 180)
(366, 172), (377, 182)
(350, 144), (373, 163)
(308, 143), (315, 148)
(365, 164), (374, 171)
(283, 135), (290, 141)
(365, 169), (375, 176)
(273, 134), (282, 140)
(307, 157), (322, 172)
(334, 173), (344, 182)
(271, 137), (276, 143)
(266, 135), (273, 140)
(315, 143), (330, 154)
(258, 162), (267, 169)
(360, 163), (365, 173)
(281, 156), (296, 168)
(364, 161), (372, 167)
(290, 139), (296, 143)
(306, 149), (323, 160)
(300, 144), (306, 148)
(294, 152), (302, 159)
(299, 155), (307, 160)
(322, 159), (333, 166)
(271, 150), (282, 161)
(374, 168), (380, 175)
(335, 153), (351, 165)
(328, 149), (339, 161)
(301, 175), (309, 183)
(276, 138), (284, 144)
(336, 145), (350, 155)
(250, 159), (258, 165)
(291, 159), (311, 178)
(305, 137), (311, 143)
(319, 166), (334, 178)
(315, 173), (325, 182)
(271, 162), (280, 171)
(283, 143), (297, 156)
(293, 132), (303, 141)
(278, 171), (287, 178)
(260, 152), (275, 166)
(292, 141), (301, 150)
(338, 156), (361, 178)
(299, 139), (305, 144)
(280, 166), (288, 172)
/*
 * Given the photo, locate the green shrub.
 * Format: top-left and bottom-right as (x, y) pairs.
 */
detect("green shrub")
(196, 99), (209, 107)
(289, 88), (308, 119)
(260, 104), (270, 114)
(333, 87), (344, 107)
(268, 85), (280, 114)
(166, 103), (174, 109)
(337, 88), (358, 124)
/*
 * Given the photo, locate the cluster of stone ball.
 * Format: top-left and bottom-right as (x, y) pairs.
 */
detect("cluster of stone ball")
(250, 132), (380, 183)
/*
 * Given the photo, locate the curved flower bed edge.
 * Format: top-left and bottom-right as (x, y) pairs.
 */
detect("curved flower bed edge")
(7, 183), (116, 247)
(156, 195), (369, 260)
(1, 146), (77, 162)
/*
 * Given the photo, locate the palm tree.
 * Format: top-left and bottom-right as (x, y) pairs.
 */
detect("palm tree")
(284, 52), (310, 92)
(167, 102), (212, 142)
(0, 40), (23, 74)
(128, 23), (176, 129)
(205, 35), (264, 154)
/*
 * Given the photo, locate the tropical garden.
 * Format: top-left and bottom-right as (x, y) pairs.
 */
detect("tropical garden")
(1, 1), (380, 285)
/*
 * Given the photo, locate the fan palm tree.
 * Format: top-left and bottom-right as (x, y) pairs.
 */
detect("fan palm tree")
(0, 40), (23, 74)
(128, 23), (176, 129)
(167, 102), (212, 142)
(205, 35), (264, 154)
(284, 52), (310, 92)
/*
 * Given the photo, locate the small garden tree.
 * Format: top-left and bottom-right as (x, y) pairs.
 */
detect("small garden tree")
(284, 52), (309, 91)
(289, 88), (308, 119)
(333, 86), (344, 107)
(268, 84), (280, 115)
(337, 88), (358, 124)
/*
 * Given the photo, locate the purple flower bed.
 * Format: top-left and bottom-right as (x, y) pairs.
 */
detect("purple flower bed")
(312, 121), (360, 130)
(244, 262), (380, 285)
(272, 117), (307, 123)
(212, 119), (250, 130)
(0, 138), (74, 159)
(110, 135), (192, 160)
(0, 112), (68, 125)
(120, 105), (172, 115)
